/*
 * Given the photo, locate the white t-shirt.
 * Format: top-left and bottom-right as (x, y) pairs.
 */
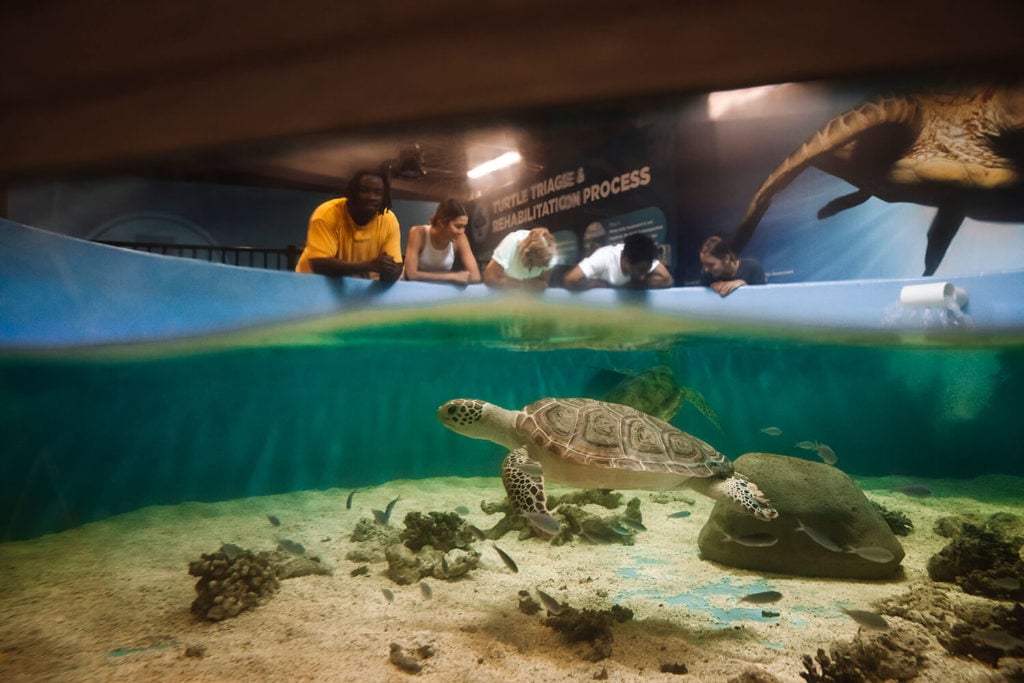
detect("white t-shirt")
(491, 230), (555, 280)
(577, 243), (657, 286)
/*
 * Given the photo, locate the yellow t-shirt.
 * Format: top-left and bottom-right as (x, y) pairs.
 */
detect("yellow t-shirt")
(295, 198), (402, 277)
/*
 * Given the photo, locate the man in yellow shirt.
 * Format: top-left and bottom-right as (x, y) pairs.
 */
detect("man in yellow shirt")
(295, 169), (404, 281)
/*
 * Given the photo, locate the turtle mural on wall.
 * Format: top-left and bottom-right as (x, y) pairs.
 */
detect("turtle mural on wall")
(731, 82), (1024, 276)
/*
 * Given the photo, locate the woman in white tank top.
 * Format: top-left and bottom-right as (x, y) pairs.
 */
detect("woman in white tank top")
(403, 199), (482, 285)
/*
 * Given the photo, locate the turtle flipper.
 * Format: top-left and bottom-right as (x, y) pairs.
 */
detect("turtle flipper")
(501, 447), (560, 536)
(924, 205), (965, 276)
(691, 476), (779, 522)
(680, 386), (721, 431)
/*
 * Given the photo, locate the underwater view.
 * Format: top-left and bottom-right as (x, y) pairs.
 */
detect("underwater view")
(2, 304), (1024, 681)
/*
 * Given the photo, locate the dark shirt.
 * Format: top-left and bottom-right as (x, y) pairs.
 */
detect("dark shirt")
(701, 258), (766, 286)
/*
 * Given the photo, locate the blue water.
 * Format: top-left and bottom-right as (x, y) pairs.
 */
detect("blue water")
(2, 314), (1022, 541)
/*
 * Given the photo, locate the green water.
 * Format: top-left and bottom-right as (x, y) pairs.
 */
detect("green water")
(2, 311), (1022, 541)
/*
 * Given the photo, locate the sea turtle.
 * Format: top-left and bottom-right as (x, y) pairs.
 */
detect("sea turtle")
(437, 397), (777, 536)
(731, 83), (1024, 275)
(601, 362), (721, 430)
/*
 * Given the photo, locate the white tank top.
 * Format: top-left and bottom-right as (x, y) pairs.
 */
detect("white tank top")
(417, 227), (455, 272)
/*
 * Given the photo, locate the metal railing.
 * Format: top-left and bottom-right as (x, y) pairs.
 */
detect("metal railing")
(96, 240), (302, 271)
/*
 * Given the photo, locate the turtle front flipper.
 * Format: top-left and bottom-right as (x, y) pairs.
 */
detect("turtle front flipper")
(691, 476), (779, 522)
(501, 447), (560, 536)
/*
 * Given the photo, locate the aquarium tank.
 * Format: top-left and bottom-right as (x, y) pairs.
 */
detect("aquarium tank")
(2, 71), (1023, 682)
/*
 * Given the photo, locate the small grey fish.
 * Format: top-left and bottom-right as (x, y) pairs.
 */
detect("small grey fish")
(536, 589), (564, 615)
(267, 514), (281, 527)
(795, 440), (818, 450)
(220, 543), (243, 561)
(972, 627), (1024, 651)
(277, 539), (305, 555)
(525, 511), (561, 536)
(815, 443), (838, 465)
(620, 518), (647, 532)
(992, 576), (1022, 591)
(893, 484), (932, 498)
(794, 519), (845, 553)
(381, 588), (394, 604)
(419, 581), (433, 600)
(346, 489), (358, 510)
(720, 527), (778, 547)
(845, 545), (895, 563)
(514, 460), (544, 477)
(492, 543), (519, 573)
(741, 590), (782, 604)
(466, 524), (486, 541)
(373, 496), (403, 526)
(841, 608), (889, 630)
(761, 609), (780, 618)
(454, 505), (470, 515)
(667, 510), (692, 519)
(760, 427), (782, 436)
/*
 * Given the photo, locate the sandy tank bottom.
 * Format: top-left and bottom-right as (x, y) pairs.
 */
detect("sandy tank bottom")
(0, 475), (1021, 682)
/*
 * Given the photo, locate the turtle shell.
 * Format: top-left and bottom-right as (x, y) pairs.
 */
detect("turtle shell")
(515, 397), (731, 477)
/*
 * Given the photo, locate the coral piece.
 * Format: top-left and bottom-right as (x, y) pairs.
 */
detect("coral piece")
(400, 511), (477, 552)
(869, 499), (914, 536)
(188, 545), (280, 621)
(927, 521), (1024, 599)
(548, 489), (624, 510)
(388, 641), (434, 673)
(800, 620), (930, 681)
(268, 549), (333, 580)
(542, 604), (633, 662)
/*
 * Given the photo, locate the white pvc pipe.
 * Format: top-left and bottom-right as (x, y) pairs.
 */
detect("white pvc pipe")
(899, 282), (968, 308)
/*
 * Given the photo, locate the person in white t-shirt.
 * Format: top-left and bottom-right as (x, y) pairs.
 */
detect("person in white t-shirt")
(562, 233), (673, 290)
(483, 227), (558, 290)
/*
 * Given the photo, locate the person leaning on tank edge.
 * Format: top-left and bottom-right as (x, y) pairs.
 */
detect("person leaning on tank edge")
(698, 235), (765, 297)
(562, 232), (674, 290)
(294, 168), (404, 282)
(403, 198), (481, 285)
(483, 226), (559, 291)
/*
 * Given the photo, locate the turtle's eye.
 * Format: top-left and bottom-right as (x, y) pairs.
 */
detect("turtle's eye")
(447, 405), (457, 415)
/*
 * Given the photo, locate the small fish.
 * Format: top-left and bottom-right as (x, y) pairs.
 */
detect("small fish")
(513, 461), (545, 477)
(277, 539), (305, 555)
(892, 484), (932, 498)
(992, 576), (1022, 591)
(608, 524), (631, 537)
(761, 609), (780, 618)
(841, 608), (889, 630)
(492, 544), (519, 573)
(536, 589), (564, 615)
(220, 543), (243, 561)
(815, 443), (838, 465)
(525, 511), (561, 536)
(795, 440), (818, 450)
(719, 527), (778, 547)
(619, 518), (647, 532)
(381, 588), (394, 603)
(741, 590), (783, 604)
(419, 581), (433, 600)
(454, 505), (470, 515)
(794, 519), (845, 553)
(972, 627), (1024, 651)
(760, 427), (782, 436)
(465, 524), (487, 541)
(267, 514), (281, 527)
(845, 545), (895, 563)
(667, 510), (692, 519)
(373, 496), (403, 526)
(346, 489), (358, 509)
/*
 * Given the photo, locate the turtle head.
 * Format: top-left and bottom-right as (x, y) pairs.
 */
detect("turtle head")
(437, 398), (519, 447)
